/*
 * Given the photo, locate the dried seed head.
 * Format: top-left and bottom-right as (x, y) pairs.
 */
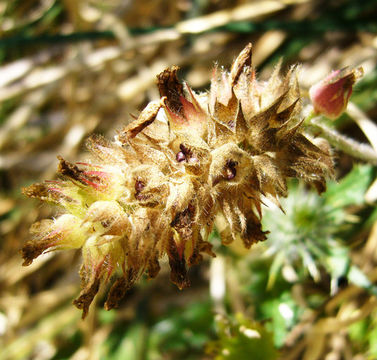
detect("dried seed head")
(22, 43), (337, 317)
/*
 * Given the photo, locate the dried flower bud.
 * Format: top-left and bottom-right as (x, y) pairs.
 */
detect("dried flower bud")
(309, 67), (363, 119)
(22, 43), (335, 317)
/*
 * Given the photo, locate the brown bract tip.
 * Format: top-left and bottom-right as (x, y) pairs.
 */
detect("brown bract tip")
(22, 183), (48, 199)
(104, 277), (128, 311)
(231, 43), (252, 86)
(21, 239), (50, 266)
(105, 268), (138, 310)
(157, 66), (184, 115)
(73, 277), (101, 319)
(119, 98), (164, 142)
(57, 156), (86, 185)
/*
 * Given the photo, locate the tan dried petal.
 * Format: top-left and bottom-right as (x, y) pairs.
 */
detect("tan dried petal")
(119, 99), (164, 141)
(21, 237), (52, 266)
(157, 66), (184, 115)
(22, 183), (74, 205)
(241, 210), (269, 248)
(73, 275), (101, 319)
(231, 43), (253, 86)
(104, 268), (139, 310)
(167, 237), (190, 290)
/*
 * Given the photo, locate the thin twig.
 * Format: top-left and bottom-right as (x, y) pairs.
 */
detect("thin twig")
(210, 256), (226, 314)
(346, 102), (377, 203)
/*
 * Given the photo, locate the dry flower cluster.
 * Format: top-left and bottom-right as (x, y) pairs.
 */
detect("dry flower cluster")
(22, 44), (335, 318)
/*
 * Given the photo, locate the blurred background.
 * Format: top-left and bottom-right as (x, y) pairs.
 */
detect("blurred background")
(1, 0), (377, 359)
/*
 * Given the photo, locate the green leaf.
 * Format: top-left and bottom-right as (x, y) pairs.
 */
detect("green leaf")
(148, 301), (214, 359)
(325, 165), (374, 208)
(206, 313), (278, 360)
(348, 318), (368, 344)
(102, 322), (148, 360)
(368, 318), (377, 357)
(325, 245), (350, 294)
(260, 291), (299, 347)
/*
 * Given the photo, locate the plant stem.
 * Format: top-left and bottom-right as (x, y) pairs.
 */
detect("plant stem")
(307, 117), (377, 165)
(347, 102), (377, 153)
(210, 256), (226, 314)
